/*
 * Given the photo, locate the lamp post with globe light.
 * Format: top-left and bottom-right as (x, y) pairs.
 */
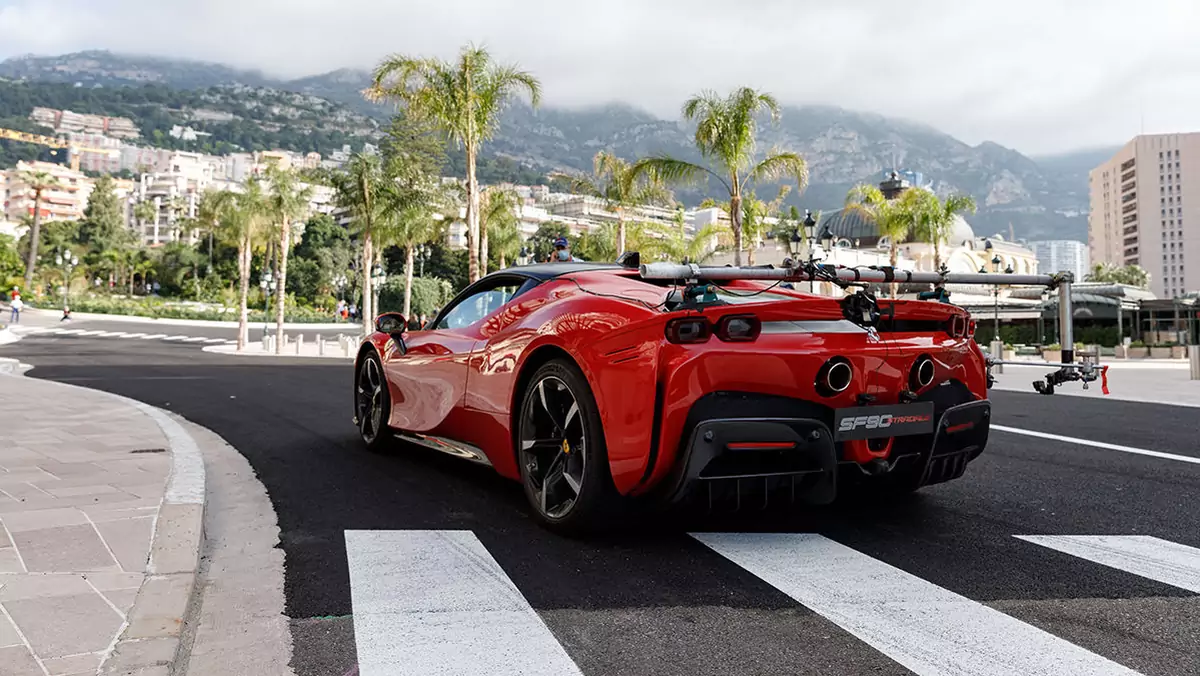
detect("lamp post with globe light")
(54, 249), (78, 315)
(260, 269), (274, 338)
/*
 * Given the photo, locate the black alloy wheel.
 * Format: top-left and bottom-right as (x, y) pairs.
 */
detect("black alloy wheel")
(355, 352), (391, 452)
(517, 359), (616, 533)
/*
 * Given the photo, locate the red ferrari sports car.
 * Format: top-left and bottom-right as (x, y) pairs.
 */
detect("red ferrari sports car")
(353, 261), (991, 533)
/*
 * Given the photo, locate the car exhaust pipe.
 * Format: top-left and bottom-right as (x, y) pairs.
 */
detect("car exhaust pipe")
(911, 355), (935, 390)
(817, 358), (853, 396)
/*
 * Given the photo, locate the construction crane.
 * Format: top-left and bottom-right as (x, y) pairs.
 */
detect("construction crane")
(0, 127), (120, 172)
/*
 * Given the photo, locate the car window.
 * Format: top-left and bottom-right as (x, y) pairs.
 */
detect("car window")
(437, 282), (525, 330)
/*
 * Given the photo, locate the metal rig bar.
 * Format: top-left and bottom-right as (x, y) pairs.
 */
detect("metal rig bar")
(639, 262), (1078, 369)
(639, 262), (1058, 288)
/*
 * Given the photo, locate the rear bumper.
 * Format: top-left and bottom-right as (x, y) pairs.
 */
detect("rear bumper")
(658, 389), (990, 507)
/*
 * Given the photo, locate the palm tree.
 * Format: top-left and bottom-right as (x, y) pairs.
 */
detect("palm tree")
(265, 165), (313, 354)
(18, 169), (62, 291)
(332, 153), (389, 338)
(365, 43), (542, 283)
(844, 184), (929, 297)
(219, 177), (270, 350)
(632, 88), (808, 266)
(490, 219), (524, 269)
(912, 191), (977, 270)
(557, 151), (671, 257)
(700, 185), (791, 265)
(479, 187), (519, 275)
(132, 200), (156, 245)
(197, 189), (236, 276)
(381, 201), (446, 318)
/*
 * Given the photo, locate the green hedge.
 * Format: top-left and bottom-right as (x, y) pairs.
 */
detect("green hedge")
(28, 295), (348, 324)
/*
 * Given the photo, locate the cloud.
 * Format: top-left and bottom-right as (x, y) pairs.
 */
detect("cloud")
(1, 0), (1198, 154)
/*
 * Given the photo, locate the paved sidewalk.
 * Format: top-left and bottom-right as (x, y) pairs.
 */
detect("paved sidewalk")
(993, 361), (1200, 407)
(0, 371), (204, 675)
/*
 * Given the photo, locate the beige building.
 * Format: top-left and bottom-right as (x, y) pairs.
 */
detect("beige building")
(1089, 132), (1199, 298)
(3, 161), (94, 224)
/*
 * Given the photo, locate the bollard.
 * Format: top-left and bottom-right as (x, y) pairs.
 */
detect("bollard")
(296, 334), (304, 355)
(989, 339), (1005, 374)
(343, 337), (352, 357)
(318, 336), (325, 356)
(1190, 345), (1200, 381)
(261, 335), (269, 351)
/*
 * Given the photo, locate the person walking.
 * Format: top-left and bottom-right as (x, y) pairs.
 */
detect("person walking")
(9, 295), (22, 323)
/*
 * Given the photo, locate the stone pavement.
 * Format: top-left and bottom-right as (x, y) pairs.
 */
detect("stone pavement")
(0, 369), (204, 675)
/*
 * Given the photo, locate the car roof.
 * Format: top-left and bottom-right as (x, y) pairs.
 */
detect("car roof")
(487, 262), (627, 281)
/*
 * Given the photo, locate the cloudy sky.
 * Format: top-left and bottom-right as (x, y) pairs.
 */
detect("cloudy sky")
(1, 0), (1197, 155)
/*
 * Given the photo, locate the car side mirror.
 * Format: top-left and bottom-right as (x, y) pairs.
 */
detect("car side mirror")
(374, 312), (407, 337)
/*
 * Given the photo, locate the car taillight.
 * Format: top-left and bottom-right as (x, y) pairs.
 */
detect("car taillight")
(715, 314), (761, 342)
(966, 319), (977, 338)
(949, 315), (966, 338)
(665, 317), (711, 344)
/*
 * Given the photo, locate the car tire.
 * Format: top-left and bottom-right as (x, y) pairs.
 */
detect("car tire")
(516, 359), (619, 535)
(354, 350), (392, 453)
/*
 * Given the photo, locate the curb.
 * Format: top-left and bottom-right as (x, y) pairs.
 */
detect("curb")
(202, 342), (355, 360)
(0, 360), (208, 675)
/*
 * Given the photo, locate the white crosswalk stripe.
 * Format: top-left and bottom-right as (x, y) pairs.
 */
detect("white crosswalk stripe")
(692, 532), (1139, 676)
(140, 334), (168, 340)
(344, 530), (583, 676)
(76, 330), (105, 336)
(203, 338), (227, 343)
(57, 329), (84, 335)
(95, 331), (126, 337)
(1016, 535), (1200, 593)
(162, 335), (189, 341)
(180, 336), (209, 343)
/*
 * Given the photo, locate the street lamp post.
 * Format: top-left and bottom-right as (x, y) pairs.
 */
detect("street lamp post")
(371, 264), (386, 315)
(416, 244), (430, 277)
(518, 246), (530, 267)
(54, 249), (78, 314)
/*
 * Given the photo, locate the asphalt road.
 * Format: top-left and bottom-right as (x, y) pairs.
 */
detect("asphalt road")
(6, 333), (1200, 676)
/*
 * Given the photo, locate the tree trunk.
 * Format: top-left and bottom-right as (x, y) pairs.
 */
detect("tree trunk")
(933, 240), (942, 272)
(465, 144), (481, 283)
(499, 253), (507, 270)
(729, 193), (743, 267)
(890, 242), (899, 299)
(274, 216), (290, 354)
(237, 239), (250, 351)
(617, 213), (626, 257)
(22, 191), (44, 292)
(480, 218), (489, 276)
(403, 245), (415, 319)
(360, 234), (374, 340)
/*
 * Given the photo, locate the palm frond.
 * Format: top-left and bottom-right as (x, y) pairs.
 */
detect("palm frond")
(747, 152), (808, 191)
(632, 156), (729, 193)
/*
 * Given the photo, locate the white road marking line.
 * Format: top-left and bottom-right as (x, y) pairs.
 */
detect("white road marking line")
(693, 533), (1139, 676)
(162, 336), (189, 341)
(202, 338), (226, 344)
(1016, 535), (1200, 593)
(992, 424), (1200, 466)
(76, 330), (105, 336)
(117, 332), (144, 338)
(222, 340), (238, 345)
(344, 530), (582, 676)
(180, 337), (208, 343)
(57, 329), (84, 335)
(140, 334), (168, 340)
(95, 331), (125, 337)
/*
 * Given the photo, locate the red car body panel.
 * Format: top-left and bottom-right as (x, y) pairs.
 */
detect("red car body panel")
(359, 265), (989, 501)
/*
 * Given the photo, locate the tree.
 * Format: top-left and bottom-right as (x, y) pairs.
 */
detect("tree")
(910, 191), (977, 270)
(478, 187), (519, 275)
(216, 176), (270, 350)
(632, 88), (807, 266)
(18, 168), (61, 292)
(0, 234), (24, 281)
(556, 151), (670, 257)
(1085, 262), (1150, 289)
(701, 185), (791, 265)
(366, 43), (542, 283)
(133, 200), (157, 243)
(332, 153), (388, 337)
(197, 189), (237, 277)
(489, 218), (523, 270)
(265, 165), (313, 354)
(844, 184), (929, 297)
(77, 175), (125, 251)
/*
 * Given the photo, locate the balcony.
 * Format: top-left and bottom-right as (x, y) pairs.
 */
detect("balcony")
(1123, 214), (1138, 225)
(1121, 192), (1137, 203)
(1120, 158), (1136, 171)
(1122, 203), (1137, 215)
(1121, 181), (1136, 193)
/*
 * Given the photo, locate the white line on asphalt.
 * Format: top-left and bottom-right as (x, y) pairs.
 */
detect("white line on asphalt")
(76, 330), (105, 336)
(992, 424), (1200, 466)
(57, 329), (84, 335)
(181, 337), (208, 343)
(1015, 535), (1200, 593)
(344, 530), (583, 676)
(162, 336), (188, 341)
(692, 533), (1139, 676)
(140, 334), (168, 340)
(202, 338), (226, 344)
(95, 331), (125, 337)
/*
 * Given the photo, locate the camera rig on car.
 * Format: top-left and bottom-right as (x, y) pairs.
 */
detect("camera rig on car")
(639, 260), (1102, 396)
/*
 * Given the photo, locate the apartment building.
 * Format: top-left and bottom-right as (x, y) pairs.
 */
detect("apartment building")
(2, 161), (94, 223)
(29, 107), (140, 139)
(1089, 132), (1200, 298)
(1029, 240), (1089, 280)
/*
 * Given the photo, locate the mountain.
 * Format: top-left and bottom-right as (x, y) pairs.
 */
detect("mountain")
(0, 50), (1099, 241)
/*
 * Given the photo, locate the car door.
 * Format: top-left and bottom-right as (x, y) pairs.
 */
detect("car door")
(385, 275), (533, 432)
